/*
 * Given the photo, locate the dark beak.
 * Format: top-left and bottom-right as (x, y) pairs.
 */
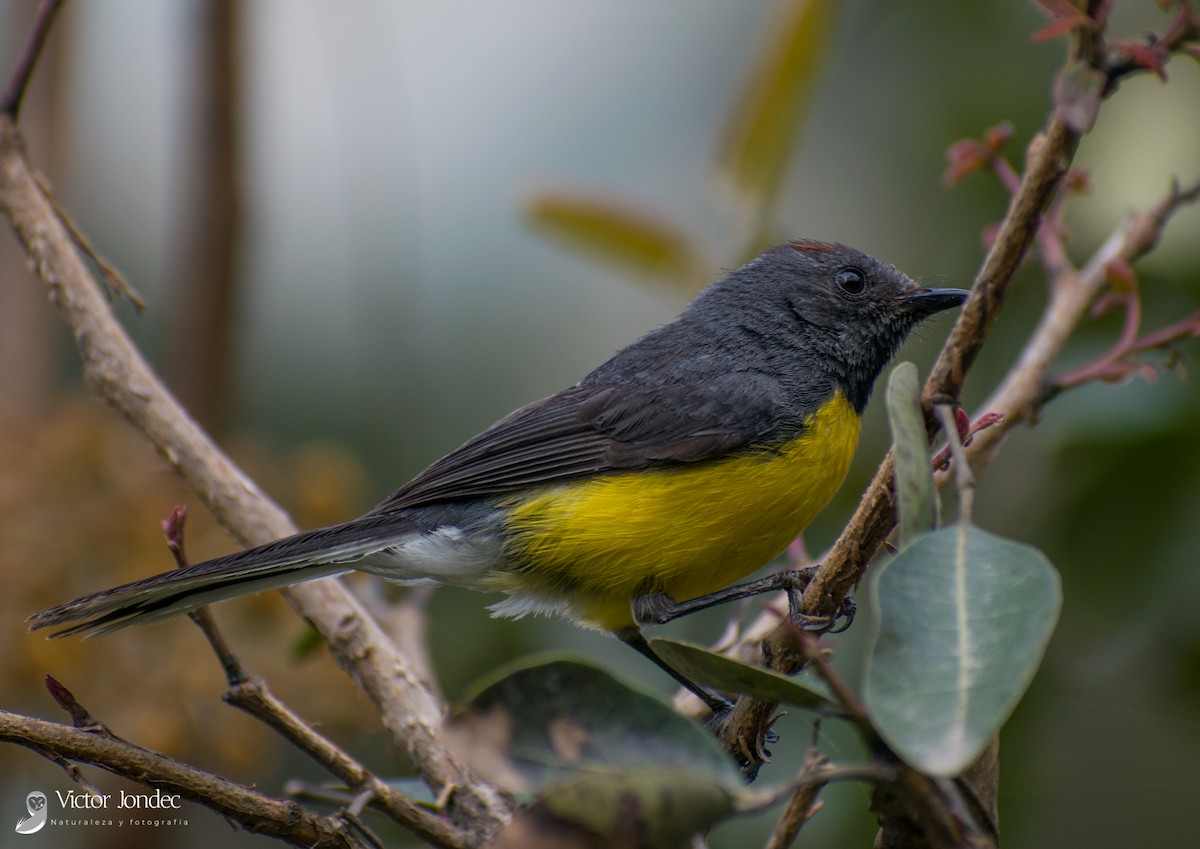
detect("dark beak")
(907, 287), (970, 318)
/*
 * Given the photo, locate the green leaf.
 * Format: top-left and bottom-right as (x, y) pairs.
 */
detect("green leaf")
(648, 638), (838, 712)
(717, 0), (841, 211)
(452, 656), (755, 849)
(485, 771), (736, 849)
(863, 525), (1062, 776)
(885, 362), (937, 548)
(446, 655), (742, 795)
(526, 192), (705, 289)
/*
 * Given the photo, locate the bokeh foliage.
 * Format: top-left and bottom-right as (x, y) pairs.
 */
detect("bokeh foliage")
(2, 1), (1199, 847)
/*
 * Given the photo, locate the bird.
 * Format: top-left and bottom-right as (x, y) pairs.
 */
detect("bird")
(30, 239), (967, 713)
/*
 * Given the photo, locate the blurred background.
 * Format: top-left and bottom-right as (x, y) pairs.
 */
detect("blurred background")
(1, 1), (1198, 847)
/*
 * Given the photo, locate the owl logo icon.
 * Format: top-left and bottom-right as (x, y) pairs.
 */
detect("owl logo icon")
(15, 791), (47, 835)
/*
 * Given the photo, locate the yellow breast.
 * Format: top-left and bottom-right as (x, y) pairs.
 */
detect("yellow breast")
(498, 391), (861, 631)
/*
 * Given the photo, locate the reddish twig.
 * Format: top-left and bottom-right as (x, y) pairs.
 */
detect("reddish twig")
(1099, 2), (1200, 85)
(931, 412), (1005, 473)
(160, 504), (249, 685)
(44, 675), (108, 733)
(944, 124), (1086, 281)
(1055, 306), (1200, 390)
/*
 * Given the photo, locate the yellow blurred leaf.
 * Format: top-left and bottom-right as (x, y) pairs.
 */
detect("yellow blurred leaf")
(718, 0), (841, 211)
(527, 192), (705, 290)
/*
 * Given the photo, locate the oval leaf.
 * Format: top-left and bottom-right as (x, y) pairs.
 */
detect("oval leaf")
(649, 637), (837, 712)
(446, 655), (742, 795)
(485, 770), (736, 849)
(885, 361), (938, 548)
(863, 525), (1062, 776)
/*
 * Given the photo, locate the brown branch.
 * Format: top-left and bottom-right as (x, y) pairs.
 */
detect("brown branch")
(870, 765), (997, 849)
(740, 169), (1199, 830)
(794, 106), (1083, 625)
(716, 6), (1109, 815)
(0, 5), (508, 837)
(0, 707), (371, 849)
(762, 746), (830, 849)
(0, 114), (508, 845)
(793, 2), (1169, 619)
(224, 677), (472, 849)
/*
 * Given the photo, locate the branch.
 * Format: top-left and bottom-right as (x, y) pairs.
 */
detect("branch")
(762, 745), (830, 849)
(0, 706), (369, 849)
(716, 2), (1109, 791)
(224, 677), (471, 849)
(956, 177), (1200, 467)
(162, 506), (472, 848)
(0, 99), (507, 849)
(798, 102), (1084, 620)
(791, 0), (1199, 617)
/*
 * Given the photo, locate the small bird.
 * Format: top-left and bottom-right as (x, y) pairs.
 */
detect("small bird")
(31, 240), (966, 712)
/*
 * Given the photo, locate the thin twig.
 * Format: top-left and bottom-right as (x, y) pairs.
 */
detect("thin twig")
(0, 0), (65, 119)
(160, 506), (472, 848)
(224, 677), (472, 849)
(762, 746), (828, 849)
(161, 504), (250, 684)
(44, 675), (109, 733)
(32, 170), (146, 309)
(782, 620), (867, 724)
(934, 405), (975, 524)
(791, 103), (1083, 640)
(722, 7), (1150, 795)
(0, 707), (368, 848)
(963, 177), (1200, 467)
(34, 747), (108, 799)
(931, 412), (1004, 473)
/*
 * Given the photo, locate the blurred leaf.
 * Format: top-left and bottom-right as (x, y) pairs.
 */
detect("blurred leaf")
(452, 655), (756, 849)
(526, 193), (705, 289)
(982, 121), (1015, 152)
(648, 638), (837, 712)
(717, 0), (840, 212)
(885, 362), (937, 548)
(942, 138), (990, 188)
(446, 655), (742, 795)
(1030, 0), (1097, 44)
(486, 771), (736, 849)
(863, 525), (1062, 776)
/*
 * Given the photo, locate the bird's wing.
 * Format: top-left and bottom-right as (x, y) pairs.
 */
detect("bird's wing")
(373, 378), (785, 512)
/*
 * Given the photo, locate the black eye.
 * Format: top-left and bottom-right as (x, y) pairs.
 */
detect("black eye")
(835, 267), (867, 295)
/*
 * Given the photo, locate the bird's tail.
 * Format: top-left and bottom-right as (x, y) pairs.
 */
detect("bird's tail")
(28, 515), (411, 638)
